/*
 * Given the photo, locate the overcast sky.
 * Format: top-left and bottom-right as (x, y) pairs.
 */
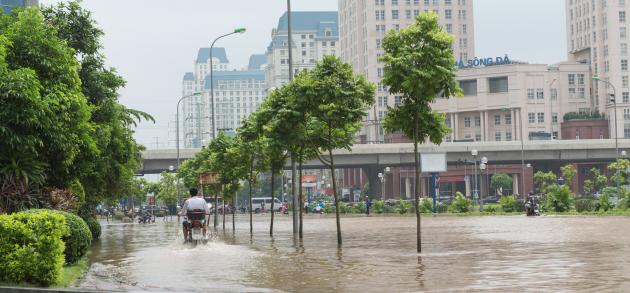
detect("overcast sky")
(39, 0), (567, 149)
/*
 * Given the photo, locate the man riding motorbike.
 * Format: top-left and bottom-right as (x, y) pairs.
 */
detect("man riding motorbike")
(179, 188), (209, 242)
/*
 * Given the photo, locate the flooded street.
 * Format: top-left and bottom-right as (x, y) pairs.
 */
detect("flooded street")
(77, 215), (630, 292)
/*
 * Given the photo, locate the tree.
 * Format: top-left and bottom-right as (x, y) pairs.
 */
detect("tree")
(155, 172), (178, 207)
(0, 8), (96, 213)
(305, 55), (375, 245)
(544, 184), (572, 212)
(608, 159), (630, 187)
(534, 171), (557, 193)
(490, 173), (513, 196)
(380, 12), (460, 252)
(560, 164), (577, 188)
(237, 113), (269, 234)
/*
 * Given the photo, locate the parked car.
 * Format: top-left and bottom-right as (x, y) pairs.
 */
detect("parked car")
(251, 197), (281, 213)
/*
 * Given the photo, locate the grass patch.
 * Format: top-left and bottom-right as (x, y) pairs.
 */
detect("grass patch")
(54, 255), (89, 287)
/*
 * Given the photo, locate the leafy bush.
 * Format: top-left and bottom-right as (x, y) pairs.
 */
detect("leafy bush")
(420, 198), (433, 213)
(323, 204), (336, 214)
(599, 193), (615, 211)
(618, 198), (630, 210)
(544, 185), (572, 212)
(27, 210), (92, 264)
(396, 200), (412, 214)
(373, 200), (385, 214)
(338, 202), (353, 214)
(383, 205), (396, 214)
(498, 195), (524, 212)
(574, 198), (599, 212)
(483, 204), (501, 213)
(353, 202), (366, 214)
(82, 216), (101, 240)
(0, 210), (68, 286)
(449, 193), (472, 213)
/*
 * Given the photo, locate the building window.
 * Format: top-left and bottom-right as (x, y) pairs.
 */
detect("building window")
(475, 133), (481, 141)
(625, 125), (630, 138)
(495, 131), (502, 141)
(622, 27), (627, 39)
(506, 131), (512, 141)
(394, 96), (402, 106)
(552, 112), (558, 124)
(621, 11), (626, 22)
(624, 108), (630, 120)
(392, 0), (398, 4)
(445, 9), (452, 19)
(406, 10), (412, 19)
(459, 79), (477, 96)
(537, 112), (545, 123)
(474, 116), (481, 127)
(494, 114), (501, 125)
(551, 88), (558, 100)
(578, 74), (585, 85)
(623, 59), (629, 71)
(446, 23), (453, 33)
(624, 92), (630, 103)
(505, 113), (512, 125)
(376, 10), (385, 20)
(568, 74), (575, 85)
(392, 10), (399, 19)
(488, 76), (508, 93)
(578, 87), (585, 98)
(537, 88), (544, 99)
(527, 88), (535, 100)
(528, 112), (535, 124)
(464, 117), (471, 127)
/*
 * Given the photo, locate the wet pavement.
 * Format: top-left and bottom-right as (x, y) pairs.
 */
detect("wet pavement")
(76, 215), (630, 292)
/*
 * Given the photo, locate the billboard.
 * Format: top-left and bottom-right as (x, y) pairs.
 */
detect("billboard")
(420, 153), (447, 173)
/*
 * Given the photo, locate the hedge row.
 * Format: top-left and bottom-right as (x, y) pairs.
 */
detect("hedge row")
(0, 209), (93, 286)
(0, 210), (68, 286)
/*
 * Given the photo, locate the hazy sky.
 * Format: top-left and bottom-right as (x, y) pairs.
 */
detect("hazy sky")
(39, 0), (567, 149)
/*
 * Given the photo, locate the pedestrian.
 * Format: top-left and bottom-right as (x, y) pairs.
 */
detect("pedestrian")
(304, 200), (309, 214)
(365, 196), (371, 216)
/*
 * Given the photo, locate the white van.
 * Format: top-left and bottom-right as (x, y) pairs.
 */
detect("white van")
(251, 197), (281, 213)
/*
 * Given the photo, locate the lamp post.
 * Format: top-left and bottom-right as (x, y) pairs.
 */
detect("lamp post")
(209, 28), (246, 140)
(471, 149), (478, 205)
(592, 75), (619, 159)
(378, 167), (391, 200)
(176, 92), (202, 208)
(519, 107), (526, 198)
(479, 161), (487, 211)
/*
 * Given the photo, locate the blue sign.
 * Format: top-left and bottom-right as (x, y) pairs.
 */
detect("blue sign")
(457, 55), (511, 69)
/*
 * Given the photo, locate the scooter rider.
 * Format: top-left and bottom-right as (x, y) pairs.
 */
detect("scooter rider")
(179, 188), (209, 241)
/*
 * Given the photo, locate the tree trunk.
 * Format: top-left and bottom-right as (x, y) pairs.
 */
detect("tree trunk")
(248, 178), (253, 235)
(291, 156), (298, 235)
(232, 190), (236, 231)
(222, 198), (225, 231)
(329, 148), (342, 246)
(214, 187), (219, 229)
(270, 169), (275, 236)
(414, 124), (422, 253)
(298, 159), (304, 239)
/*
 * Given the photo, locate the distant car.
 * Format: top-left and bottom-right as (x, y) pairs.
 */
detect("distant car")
(384, 199), (400, 206)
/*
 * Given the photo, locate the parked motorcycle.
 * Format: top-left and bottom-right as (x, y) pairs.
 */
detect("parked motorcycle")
(525, 196), (540, 216)
(137, 210), (153, 224)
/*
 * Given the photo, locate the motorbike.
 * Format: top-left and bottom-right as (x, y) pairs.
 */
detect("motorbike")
(185, 209), (207, 245)
(525, 196), (540, 216)
(137, 210), (153, 224)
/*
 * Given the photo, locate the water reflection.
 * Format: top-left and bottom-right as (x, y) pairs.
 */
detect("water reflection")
(77, 215), (630, 292)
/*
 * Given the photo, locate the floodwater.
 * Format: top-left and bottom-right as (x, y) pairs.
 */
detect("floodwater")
(76, 215), (630, 292)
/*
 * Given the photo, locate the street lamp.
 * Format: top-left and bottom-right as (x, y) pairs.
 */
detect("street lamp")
(176, 92), (202, 207)
(592, 75), (619, 159)
(210, 28), (246, 140)
(479, 162), (487, 211)
(471, 149), (478, 203)
(550, 79), (558, 139)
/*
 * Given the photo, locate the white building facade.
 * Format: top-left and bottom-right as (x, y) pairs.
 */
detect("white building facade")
(339, 0), (476, 143)
(566, 0), (629, 138)
(265, 11), (339, 88)
(181, 48), (230, 148)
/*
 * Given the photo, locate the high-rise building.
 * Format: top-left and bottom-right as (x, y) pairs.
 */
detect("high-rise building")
(181, 48), (230, 148)
(566, 0), (627, 139)
(338, 0), (475, 143)
(265, 11), (339, 88)
(1, 0), (38, 13)
(204, 55), (267, 133)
